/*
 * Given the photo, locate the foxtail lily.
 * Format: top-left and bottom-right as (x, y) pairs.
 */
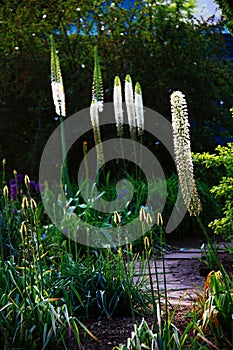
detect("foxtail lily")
(171, 90), (201, 216)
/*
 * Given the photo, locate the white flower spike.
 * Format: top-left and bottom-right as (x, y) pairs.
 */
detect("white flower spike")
(171, 90), (201, 216)
(135, 82), (144, 136)
(125, 74), (136, 139)
(114, 76), (123, 137)
(50, 36), (66, 117)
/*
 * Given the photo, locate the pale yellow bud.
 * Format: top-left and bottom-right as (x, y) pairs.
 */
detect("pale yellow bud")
(13, 169), (17, 176)
(146, 213), (153, 226)
(139, 207), (146, 223)
(3, 185), (8, 198)
(157, 212), (163, 226)
(24, 175), (30, 187)
(114, 210), (121, 226)
(30, 198), (37, 210)
(144, 236), (150, 249)
(117, 247), (122, 256)
(20, 222), (27, 238)
(2, 158), (6, 166)
(22, 196), (29, 209)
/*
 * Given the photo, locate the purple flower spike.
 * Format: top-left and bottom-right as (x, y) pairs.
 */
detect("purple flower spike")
(29, 180), (36, 191)
(10, 183), (17, 200)
(9, 178), (16, 186)
(35, 183), (45, 192)
(16, 174), (24, 183)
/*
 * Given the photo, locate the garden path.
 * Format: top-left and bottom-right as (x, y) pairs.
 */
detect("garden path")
(134, 242), (233, 305)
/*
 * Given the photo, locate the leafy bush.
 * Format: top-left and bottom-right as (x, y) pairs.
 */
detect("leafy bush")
(193, 143), (233, 238)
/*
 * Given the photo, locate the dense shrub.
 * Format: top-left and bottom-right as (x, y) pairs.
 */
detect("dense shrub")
(193, 143), (233, 238)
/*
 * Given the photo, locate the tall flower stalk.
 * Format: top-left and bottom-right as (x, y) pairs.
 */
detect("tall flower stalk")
(113, 75), (126, 169)
(171, 90), (224, 273)
(125, 74), (136, 140)
(90, 100), (104, 169)
(50, 36), (66, 118)
(90, 46), (104, 169)
(50, 35), (70, 194)
(114, 76), (123, 137)
(135, 82), (144, 136)
(135, 81), (144, 177)
(92, 46), (103, 112)
(171, 90), (201, 216)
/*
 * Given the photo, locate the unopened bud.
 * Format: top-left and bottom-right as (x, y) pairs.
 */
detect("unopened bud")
(144, 236), (150, 249)
(24, 175), (30, 187)
(139, 207), (147, 223)
(30, 198), (37, 210)
(157, 212), (163, 226)
(2, 158), (6, 166)
(83, 141), (88, 152)
(146, 213), (153, 226)
(22, 196), (29, 209)
(3, 185), (8, 198)
(13, 169), (17, 176)
(20, 222), (27, 238)
(114, 210), (121, 226)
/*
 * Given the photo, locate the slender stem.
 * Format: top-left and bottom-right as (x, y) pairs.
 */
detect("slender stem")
(159, 226), (168, 324)
(59, 114), (71, 196)
(147, 245), (158, 330)
(122, 249), (135, 323)
(196, 216), (220, 269)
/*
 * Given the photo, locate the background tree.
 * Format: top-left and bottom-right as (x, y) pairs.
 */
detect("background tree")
(0, 0), (233, 178)
(214, 0), (233, 32)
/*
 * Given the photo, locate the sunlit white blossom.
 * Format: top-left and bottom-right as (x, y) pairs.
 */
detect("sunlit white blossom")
(50, 36), (66, 117)
(171, 90), (201, 216)
(125, 75), (136, 139)
(51, 82), (66, 117)
(92, 47), (103, 112)
(90, 101), (104, 167)
(114, 76), (123, 137)
(135, 82), (144, 136)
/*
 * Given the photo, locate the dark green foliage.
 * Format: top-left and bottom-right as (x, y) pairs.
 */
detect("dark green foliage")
(193, 143), (233, 238)
(214, 0), (233, 32)
(1, 1), (233, 176)
(59, 249), (152, 318)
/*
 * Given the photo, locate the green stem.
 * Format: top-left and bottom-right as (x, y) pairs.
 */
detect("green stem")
(147, 246), (158, 330)
(159, 226), (168, 324)
(122, 248), (135, 323)
(196, 216), (220, 269)
(59, 114), (71, 196)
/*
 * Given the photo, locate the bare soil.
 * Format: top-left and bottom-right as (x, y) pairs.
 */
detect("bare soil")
(59, 236), (233, 350)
